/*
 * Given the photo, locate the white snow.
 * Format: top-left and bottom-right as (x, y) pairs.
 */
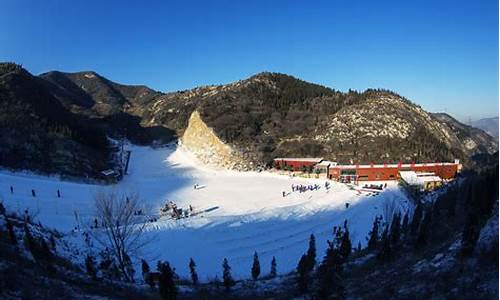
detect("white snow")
(0, 143), (412, 280)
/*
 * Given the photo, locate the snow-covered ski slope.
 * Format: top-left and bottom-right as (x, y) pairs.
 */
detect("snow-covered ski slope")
(0, 143), (412, 280)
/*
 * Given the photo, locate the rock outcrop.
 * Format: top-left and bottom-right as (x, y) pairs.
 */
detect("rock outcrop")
(181, 111), (250, 170)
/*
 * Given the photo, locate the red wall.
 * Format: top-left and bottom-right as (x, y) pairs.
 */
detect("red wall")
(328, 164), (459, 181)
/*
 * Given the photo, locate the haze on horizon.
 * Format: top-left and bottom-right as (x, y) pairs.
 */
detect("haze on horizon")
(0, 0), (498, 122)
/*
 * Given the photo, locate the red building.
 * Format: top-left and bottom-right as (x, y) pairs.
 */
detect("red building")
(273, 158), (323, 171)
(328, 162), (460, 182)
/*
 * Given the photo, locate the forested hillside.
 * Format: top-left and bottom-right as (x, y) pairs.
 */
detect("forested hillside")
(0, 63), (110, 177)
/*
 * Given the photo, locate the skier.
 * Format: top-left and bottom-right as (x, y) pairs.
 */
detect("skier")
(57, 189), (61, 198)
(31, 189), (36, 197)
(384, 183), (387, 189)
(9, 186), (13, 194)
(282, 191), (286, 197)
(189, 205), (193, 212)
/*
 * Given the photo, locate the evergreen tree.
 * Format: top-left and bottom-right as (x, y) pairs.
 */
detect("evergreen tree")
(306, 233), (316, 272)
(461, 213), (480, 256)
(49, 234), (56, 251)
(40, 238), (53, 262)
(401, 211), (409, 236)
(189, 258), (198, 285)
(85, 254), (97, 280)
(317, 234), (345, 299)
(270, 256), (277, 278)
(142, 259), (156, 288)
(339, 228), (351, 262)
(410, 203), (423, 237)
(251, 251), (261, 280)
(390, 212), (401, 245)
(296, 254), (310, 293)
(158, 261), (177, 300)
(367, 216), (380, 250)
(6, 220), (17, 245)
(357, 241), (362, 252)
(377, 225), (392, 262)
(416, 208), (432, 248)
(222, 258), (234, 291)
(142, 259), (150, 277)
(23, 225), (36, 258)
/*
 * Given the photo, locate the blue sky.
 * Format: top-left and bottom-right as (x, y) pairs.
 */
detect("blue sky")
(0, 0), (498, 121)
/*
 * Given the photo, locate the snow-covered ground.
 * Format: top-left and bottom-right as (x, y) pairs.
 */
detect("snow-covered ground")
(0, 143), (412, 280)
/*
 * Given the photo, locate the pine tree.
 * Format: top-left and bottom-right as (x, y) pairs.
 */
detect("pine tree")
(222, 258), (234, 291)
(461, 213), (480, 256)
(401, 211), (409, 236)
(306, 233), (316, 272)
(296, 254), (310, 293)
(142, 259), (150, 277)
(85, 254), (97, 280)
(270, 256), (277, 278)
(339, 228), (351, 262)
(251, 251), (261, 280)
(416, 208), (432, 248)
(377, 225), (392, 262)
(23, 225), (36, 258)
(142, 259), (155, 288)
(6, 221), (17, 245)
(390, 213), (401, 246)
(410, 203), (423, 237)
(49, 234), (56, 251)
(40, 238), (53, 262)
(158, 261), (177, 300)
(317, 234), (345, 298)
(189, 258), (198, 285)
(367, 216), (380, 250)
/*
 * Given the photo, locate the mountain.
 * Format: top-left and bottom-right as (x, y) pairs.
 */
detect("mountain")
(1, 64), (497, 176)
(0, 63), (111, 177)
(471, 116), (499, 141)
(142, 72), (498, 169)
(39, 70), (175, 145)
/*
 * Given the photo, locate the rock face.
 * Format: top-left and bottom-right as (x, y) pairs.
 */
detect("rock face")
(181, 111), (250, 170)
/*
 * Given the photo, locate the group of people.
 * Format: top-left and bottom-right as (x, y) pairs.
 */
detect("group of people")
(292, 183), (321, 193)
(160, 201), (194, 219)
(8, 185), (62, 198)
(362, 183), (387, 190)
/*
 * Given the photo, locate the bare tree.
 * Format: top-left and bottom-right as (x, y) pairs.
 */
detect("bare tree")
(91, 191), (152, 282)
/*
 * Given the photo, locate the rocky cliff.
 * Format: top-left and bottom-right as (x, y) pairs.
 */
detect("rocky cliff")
(181, 111), (250, 170)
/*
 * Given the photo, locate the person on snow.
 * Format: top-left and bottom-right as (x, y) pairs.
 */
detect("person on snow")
(31, 189), (36, 197)
(57, 189), (61, 198)
(10, 186), (13, 194)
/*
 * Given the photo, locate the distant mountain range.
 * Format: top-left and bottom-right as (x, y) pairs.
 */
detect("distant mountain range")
(0, 62), (497, 177)
(471, 116), (499, 141)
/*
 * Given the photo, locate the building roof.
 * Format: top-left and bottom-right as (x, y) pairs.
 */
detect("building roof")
(316, 160), (336, 167)
(273, 158), (323, 163)
(399, 171), (442, 186)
